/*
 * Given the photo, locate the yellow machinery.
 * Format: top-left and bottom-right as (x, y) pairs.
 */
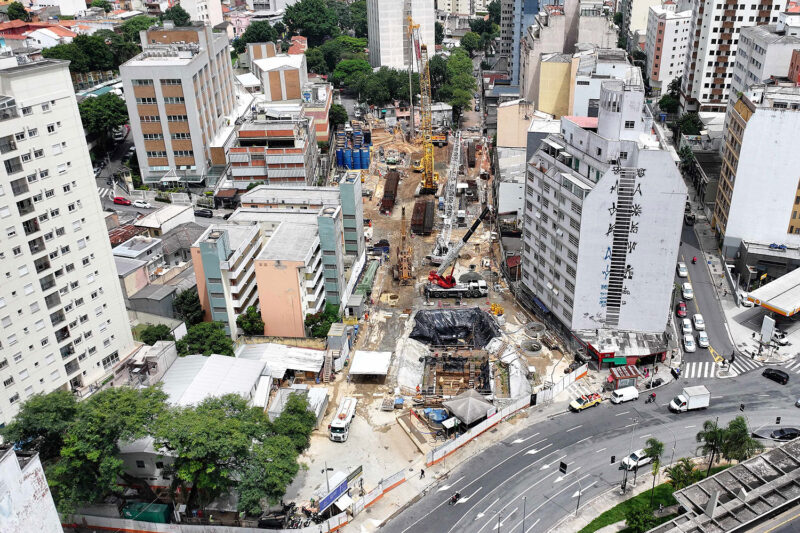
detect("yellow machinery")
(407, 17), (438, 194)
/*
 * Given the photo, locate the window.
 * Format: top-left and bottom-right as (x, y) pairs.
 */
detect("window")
(136, 460), (146, 468)
(624, 121), (635, 129)
(34, 148), (44, 158)
(171, 132), (191, 140)
(57, 163), (67, 174)
(101, 351), (119, 369)
(173, 150), (194, 157)
(47, 123), (56, 134)
(9, 393), (19, 404)
(167, 115), (188, 122)
(147, 151), (167, 158)
(28, 128), (37, 137)
(18, 369), (28, 381)
(24, 283), (34, 295)
(164, 97), (185, 104)
(21, 106), (31, 116)
(161, 79), (181, 85)
(18, 265), (28, 276)
(140, 115), (160, 122)
(50, 370), (59, 382)
(39, 169), (49, 179)
(132, 79), (154, 86)
(41, 103), (50, 112)
(619, 151), (628, 160)
(136, 97), (158, 104)
(3, 376), (14, 387)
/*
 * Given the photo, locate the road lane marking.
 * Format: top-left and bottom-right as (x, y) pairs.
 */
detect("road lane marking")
(566, 425), (582, 432)
(524, 443), (553, 456)
(511, 432), (540, 444)
(554, 467), (581, 483)
(472, 471), (558, 533)
(595, 447), (607, 454)
(623, 422), (637, 428)
(540, 455), (566, 470)
(492, 507), (517, 530)
(640, 434), (652, 439)
(457, 486), (482, 504)
(575, 437), (590, 445)
(506, 474), (592, 532)
(615, 411), (631, 416)
(437, 476), (465, 492)
(572, 481), (597, 497)
(685, 425), (696, 429)
(475, 497), (499, 519)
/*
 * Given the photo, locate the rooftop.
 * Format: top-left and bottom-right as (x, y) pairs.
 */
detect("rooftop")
(236, 342), (325, 379)
(240, 184), (340, 206)
(112, 235), (162, 258)
(258, 221), (319, 262)
(251, 53), (304, 71)
(114, 256), (147, 277)
(563, 115), (599, 129)
(577, 328), (669, 357)
(748, 266), (800, 316)
(160, 353), (266, 406)
(160, 222), (207, 255)
(742, 22), (800, 44)
(128, 283), (176, 301)
(134, 204), (193, 229)
(196, 224), (259, 254)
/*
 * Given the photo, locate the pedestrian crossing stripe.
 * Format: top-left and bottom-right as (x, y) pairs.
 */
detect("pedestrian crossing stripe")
(682, 357), (763, 379)
(783, 360), (800, 374)
(97, 187), (112, 198)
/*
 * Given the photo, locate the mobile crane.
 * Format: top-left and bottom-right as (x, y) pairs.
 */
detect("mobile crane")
(407, 17), (438, 194)
(424, 206), (491, 298)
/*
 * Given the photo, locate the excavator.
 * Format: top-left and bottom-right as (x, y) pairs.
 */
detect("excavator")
(424, 206), (491, 298)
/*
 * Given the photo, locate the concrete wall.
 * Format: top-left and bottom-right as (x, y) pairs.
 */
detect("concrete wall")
(538, 60), (571, 118)
(0, 449), (62, 532)
(255, 259), (306, 338)
(497, 101), (535, 148)
(190, 247), (212, 323)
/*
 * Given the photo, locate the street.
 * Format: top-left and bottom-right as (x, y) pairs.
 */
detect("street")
(382, 371), (800, 533)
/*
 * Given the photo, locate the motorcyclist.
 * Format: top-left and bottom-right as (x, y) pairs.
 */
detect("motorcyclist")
(692, 256), (697, 264)
(451, 492), (461, 504)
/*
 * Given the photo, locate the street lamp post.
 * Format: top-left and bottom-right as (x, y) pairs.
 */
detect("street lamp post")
(322, 463), (334, 494)
(522, 496), (526, 533)
(621, 418), (638, 493)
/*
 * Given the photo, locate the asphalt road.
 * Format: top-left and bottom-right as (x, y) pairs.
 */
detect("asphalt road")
(382, 372), (800, 533)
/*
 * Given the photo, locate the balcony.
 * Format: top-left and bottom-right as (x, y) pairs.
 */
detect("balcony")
(64, 358), (79, 375)
(0, 97), (19, 122)
(40, 274), (56, 292)
(55, 326), (71, 343)
(50, 309), (66, 327)
(16, 198), (35, 217)
(0, 135), (16, 154)
(35, 256), (51, 274)
(44, 291), (61, 310)
(28, 236), (46, 255)
(22, 217), (40, 236)
(10, 176), (28, 195)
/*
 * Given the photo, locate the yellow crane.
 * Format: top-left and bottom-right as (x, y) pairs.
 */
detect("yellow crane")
(407, 17), (438, 194)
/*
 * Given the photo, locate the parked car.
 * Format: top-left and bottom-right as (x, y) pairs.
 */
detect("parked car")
(770, 428), (800, 441)
(739, 291), (754, 307)
(697, 331), (709, 348)
(622, 449), (652, 470)
(132, 200), (152, 209)
(682, 282), (694, 300)
(683, 334), (696, 352)
(693, 314), (705, 331)
(763, 368), (790, 385)
(676, 262), (688, 278)
(682, 318), (693, 335)
(569, 392), (602, 412)
(112, 196), (131, 206)
(194, 208), (213, 218)
(676, 301), (687, 318)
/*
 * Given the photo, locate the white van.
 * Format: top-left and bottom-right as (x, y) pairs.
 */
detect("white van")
(610, 386), (639, 404)
(329, 397), (357, 442)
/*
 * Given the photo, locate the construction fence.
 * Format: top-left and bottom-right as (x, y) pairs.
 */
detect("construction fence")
(65, 513), (349, 533)
(351, 468), (407, 516)
(535, 363), (589, 404)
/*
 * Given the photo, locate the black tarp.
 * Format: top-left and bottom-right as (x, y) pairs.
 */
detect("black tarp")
(410, 308), (500, 348)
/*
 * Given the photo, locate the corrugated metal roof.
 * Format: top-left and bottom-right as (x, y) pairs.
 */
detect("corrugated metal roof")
(236, 343), (324, 378)
(159, 354), (266, 406)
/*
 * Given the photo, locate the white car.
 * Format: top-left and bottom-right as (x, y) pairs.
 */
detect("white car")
(693, 313), (705, 331)
(683, 334), (696, 352)
(697, 331), (709, 348)
(676, 262), (688, 278)
(681, 318), (693, 335)
(622, 449), (652, 470)
(739, 291), (754, 308)
(132, 200), (152, 209)
(682, 282), (694, 300)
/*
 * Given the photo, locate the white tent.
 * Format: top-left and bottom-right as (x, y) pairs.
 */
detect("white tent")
(349, 350), (392, 375)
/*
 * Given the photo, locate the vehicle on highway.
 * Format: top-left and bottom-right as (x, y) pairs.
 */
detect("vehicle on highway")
(683, 334), (696, 352)
(682, 282), (694, 300)
(763, 368), (789, 385)
(681, 318), (693, 335)
(132, 200), (152, 209)
(569, 393), (602, 412)
(610, 386), (639, 404)
(676, 262), (688, 277)
(194, 208), (213, 218)
(693, 313), (705, 331)
(669, 385), (710, 412)
(770, 428), (800, 441)
(697, 330), (709, 348)
(622, 449), (651, 470)
(676, 301), (687, 318)
(112, 196), (131, 206)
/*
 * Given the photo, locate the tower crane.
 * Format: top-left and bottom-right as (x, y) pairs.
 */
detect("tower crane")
(407, 17), (438, 194)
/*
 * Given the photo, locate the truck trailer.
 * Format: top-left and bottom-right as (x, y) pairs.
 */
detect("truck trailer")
(668, 385), (710, 413)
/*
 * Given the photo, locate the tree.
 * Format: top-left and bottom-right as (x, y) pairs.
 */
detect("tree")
(176, 322), (234, 356)
(487, 0), (500, 25)
(139, 324), (174, 345)
(624, 499), (658, 533)
(327, 0), (351, 32)
(665, 457), (698, 490)
(460, 31), (481, 56)
(274, 21), (286, 36)
(332, 58), (372, 87)
(677, 112), (703, 135)
(95, 29), (140, 66)
(658, 94), (679, 114)
(329, 103), (349, 130)
(272, 393), (317, 453)
(350, 0), (367, 38)
(74, 34), (116, 70)
(42, 44), (90, 73)
(613, 11), (624, 25)
(696, 418), (725, 477)
(48, 387), (168, 513)
(284, 0), (339, 47)
(173, 289), (204, 325)
(78, 93), (128, 149)
(435, 21), (444, 45)
(121, 15), (157, 43)
(91, 0), (112, 12)
(428, 54), (448, 97)
(306, 47), (328, 74)
(721, 416), (763, 463)
(667, 77), (681, 98)
(7, 1), (29, 21)
(237, 305), (265, 335)
(304, 303), (339, 337)
(235, 20), (278, 53)
(237, 436), (300, 515)
(0, 390), (78, 462)
(163, 4), (191, 26)
(678, 145), (695, 173)
(644, 437), (665, 507)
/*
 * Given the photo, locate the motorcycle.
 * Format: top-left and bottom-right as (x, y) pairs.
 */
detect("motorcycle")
(645, 393), (657, 404)
(449, 492), (461, 505)
(692, 256), (697, 264)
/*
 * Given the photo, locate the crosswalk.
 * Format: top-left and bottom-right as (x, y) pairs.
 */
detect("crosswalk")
(97, 186), (113, 199)
(682, 356), (763, 379)
(782, 359), (800, 374)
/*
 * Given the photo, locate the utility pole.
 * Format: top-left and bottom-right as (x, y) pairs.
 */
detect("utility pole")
(522, 496), (526, 532)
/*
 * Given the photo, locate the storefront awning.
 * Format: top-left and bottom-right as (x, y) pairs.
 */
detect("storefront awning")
(533, 297), (549, 313)
(333, 493), (353, 511)
(605, 357), (628, 365)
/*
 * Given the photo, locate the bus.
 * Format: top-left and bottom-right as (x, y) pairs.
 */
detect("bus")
(329, 397), (358, 442)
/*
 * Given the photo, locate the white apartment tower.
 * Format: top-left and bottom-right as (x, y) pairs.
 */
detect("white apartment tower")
(680, 0), (787, 113)
(731, 11), (800, 96)
(521, 71), (686, 333)
(367, 0), (435, 69)
(0, 58), (135, 426)
(644, 3), (691, 96)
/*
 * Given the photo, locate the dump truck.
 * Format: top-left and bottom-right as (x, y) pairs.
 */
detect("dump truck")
(668, 385), (710, 413)
(381, 171), (400, 213)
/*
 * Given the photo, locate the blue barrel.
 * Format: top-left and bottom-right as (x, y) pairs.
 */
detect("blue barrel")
(361, 148), (369, 168)
(352, 152), (361, 169)
(345, 149), (352, 168)
(336, 149), (344, 167)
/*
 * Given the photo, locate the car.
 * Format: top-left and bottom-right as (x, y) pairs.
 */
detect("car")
(682, 282), (694, 300)
(681, 318), (693, 335)
(684, 213), (696, 226)
(763, 368), (790, 385)
(677, 262), (688, 278)
(697, 331), (709, 348)
(112, 196), (131, 206)
(739, 291), (754, 307)
(795, 397), (800, 408)
(93, 166), (102, 177)
(622, 449), (652, 470)
(693, 314), (705, 331)
(676, 301), (687, 318)
(194, 208), (213, 218)
(770, 428), (800, 441)
(132, 200), (152, 209)
(683, 334), (696, 352)
(569, 392), (603, 412)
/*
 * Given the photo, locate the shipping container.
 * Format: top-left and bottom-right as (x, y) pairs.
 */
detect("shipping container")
(381, 171), (400, 213)
(411, 199), (434, 234)
(467, 141), (476, 168)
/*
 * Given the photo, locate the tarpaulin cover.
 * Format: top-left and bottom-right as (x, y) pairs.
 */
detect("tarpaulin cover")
(410, 308), (500, 348)
(423, 408), (449, 423)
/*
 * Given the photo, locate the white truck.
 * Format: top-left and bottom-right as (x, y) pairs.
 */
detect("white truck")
(329, 397), (357, 442)
(669, 385), (710, 413)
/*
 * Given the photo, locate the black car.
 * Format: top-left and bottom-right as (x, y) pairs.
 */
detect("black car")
(194, 208), (213, 218)
(763, 368), (790, 385)
(771, 428), (800, 441)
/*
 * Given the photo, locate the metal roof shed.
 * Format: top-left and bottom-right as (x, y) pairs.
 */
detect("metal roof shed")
(349, 351), (392, 375)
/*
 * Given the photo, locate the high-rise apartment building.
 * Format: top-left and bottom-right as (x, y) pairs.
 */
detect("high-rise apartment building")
(680, 0), (786, 113)
(521, 72), (685, 334)
(0, 57), (135, 425)
(712, 82), (800, 257)
(120, 23), (238, 185)
(644, 3), (691, 96)
(180, 0), (224, 27)
(621, 0), (663, 50)
(500, 0), (539, 85)
(367, 0), (435, 69)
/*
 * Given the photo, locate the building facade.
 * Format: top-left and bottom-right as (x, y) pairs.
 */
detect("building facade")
(712, 82), (800, 257)
(680, 0), (787, 113)
(620, 0), (662, 50)
(521, 73), (685, 334)
(500, 0), (539, 85)
(0, 446), (62, 532)
(121, 23), (238, 184)
(644, 4), (691, 96)
(730, 13), (800, 97)
(367, 0), (435, 69)
(0, 57), (135, 425)
(181, 0), (224, 27)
